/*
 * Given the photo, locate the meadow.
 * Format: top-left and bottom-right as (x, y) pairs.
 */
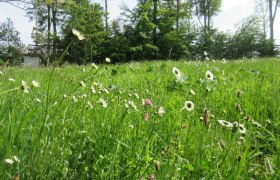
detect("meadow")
(0, 58), (279, 179)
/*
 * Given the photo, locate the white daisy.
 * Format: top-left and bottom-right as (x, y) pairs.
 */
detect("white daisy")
(181, 101), (194, 112)
(31, 80), (40, 88)
(5, 159), (14, 164)
(217, 120), (233, 128)
(21, 81), (29, 93)
(205, 71), (214, 81)
(158, 106), (165, 116)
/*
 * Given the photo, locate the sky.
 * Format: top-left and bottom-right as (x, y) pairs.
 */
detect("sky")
(0, 0), (280, 45)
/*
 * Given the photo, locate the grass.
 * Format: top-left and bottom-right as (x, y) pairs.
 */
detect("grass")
(0, 58), (280, 179)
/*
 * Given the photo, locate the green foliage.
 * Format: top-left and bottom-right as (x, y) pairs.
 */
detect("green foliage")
(0, 58), (279, 178)
(0, 18), (24, 65)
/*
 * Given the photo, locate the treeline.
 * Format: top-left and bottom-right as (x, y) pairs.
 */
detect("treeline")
(0, 0), (279, 65)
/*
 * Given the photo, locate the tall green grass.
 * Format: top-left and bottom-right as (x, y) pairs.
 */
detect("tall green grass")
(0, 58), (279, 179)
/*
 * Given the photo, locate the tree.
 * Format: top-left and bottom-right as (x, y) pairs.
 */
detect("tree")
(0, 18), (24, 65)
(268, 0), (279, 41)
(191, 0), (222, 53)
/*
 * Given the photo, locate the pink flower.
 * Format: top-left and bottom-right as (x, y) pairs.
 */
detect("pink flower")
(144, 112), (149, 121)
(142, 98), (153, 106)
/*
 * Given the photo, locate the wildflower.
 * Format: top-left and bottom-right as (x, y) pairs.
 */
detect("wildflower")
(63, 94), (67, 98)
(142, 98), (153, 106)
(79, 80), (86, 87)
(72, 96), (78, 102)
(144, 112), (149, 121)
(217, 120), (233, 128)
(154, 160), (160, 171)
(90, 86), (96, 94)
(105, 57), (111, 63)
(13, 156), (20, 163)
(0, 70), (3, 75)
(222, 59), (226, 63)
(82, 68), (85, 72)
(91, 63), (98, 69)
(35, 98), (42, 103)
(205, 57), (210, 61)
(21, 81), (29, 93)
(190, 89), (195, 96)
(252, 120), (262, 128)
(86, 101), (93, 109)
(181, 101), (194, 112)
(5, 159), (14, 165)
(232, 122), (247, 135)
(8, 78), (15, 82)
(172, 67), (185, 83)
(72, 29), (85, 40)
(172, 67), (181, 77)
(98, 98), (108, 108)
(134, 93), (139, 99)
(148, 173), (155, 180)
(204, 51), (208, 56)
(126, 100), (138, 111)
(205, 71), (214, 81)
(158, 106), (165, 117)
(31, 80), (40, 88)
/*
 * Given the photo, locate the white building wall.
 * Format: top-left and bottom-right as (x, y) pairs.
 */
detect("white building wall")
(23, 56), (41, 67)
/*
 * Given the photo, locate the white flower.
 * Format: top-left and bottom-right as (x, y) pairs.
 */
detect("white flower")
(190, 89), (195, 96)
(91, 63), (98, 69)
(90, 86), (96, 94)
(8, 78), (15, 82)
(72, 29), (85, 40)
(13, 156), (20, 163)
(205, 71), (214, 81)
(205, 57), (210, 61)
(35, 98), (42, 103)
(172, 67), (185, 83)
(0, 70), (3, 75)
(158, 106), (165, 116)
(21, 81), (29, 93)
(233, 122), (247, 135)
(98, 98), (108, 108)
(252, 120), (262, 128)
(5, 159), (14, 164)
(204, 51), (208, 56)
(134, 93), (139, 99)
(217, 120), (233, 128)
(72, 95), (78, 102)
(172, 67), (181, 77)
(105, 57), (111, 63)
(79, 81), (86, 87)
(31, 80), (40, 88)
(181, 101), (194, 112)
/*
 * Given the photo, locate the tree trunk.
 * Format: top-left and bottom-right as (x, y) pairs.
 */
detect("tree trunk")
(105, 0), (108, 32)
(52, 0), (57, 60)
(176, 0), (180, 32)
(47, 4), (51, 65)
(152, 0), (158, 44)
(268, 0), (279, 41)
